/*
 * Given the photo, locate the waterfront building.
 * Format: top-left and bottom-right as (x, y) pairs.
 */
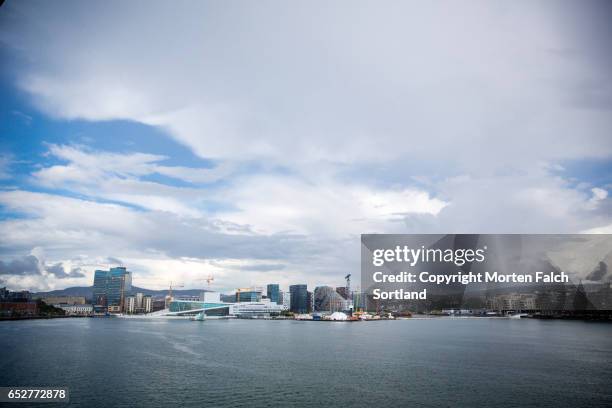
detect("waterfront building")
(167, 299), (230, 315)
(161, 292), (286, 318)
(0, 301), (38, 317)
(307, 290), (313, 313)
(136, 292), (144, 309)
(125, 293), (152, 314)
(5, 290), (32, 302)
(281, 291), (291, 310)
(290, 284), (308, 314)
(487, 293), (537, 312)
(93, 271), (107, 306)
(236, 287), (262, 302)
(41, 296), (85, 305)
(126, 296), (136, 314)
(55, 304), (93, 316)
(352, 291), (365, 311)
(441, 309), (474, 316)
(152, 299), (166, 312)
(0, 288), (38, 317)
(166, 292), (231, 317)
(92, 267), (132, 313)
(267, 284), (280, 304)
(314, 286), (351, 312)
(143, 295), (152, 313)
(336, 286), (350, 300)
(231, 298), (286, 318)
(177, 295), (200, 301)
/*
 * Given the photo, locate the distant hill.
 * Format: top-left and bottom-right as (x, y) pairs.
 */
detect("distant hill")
(34, 286), (208, 300)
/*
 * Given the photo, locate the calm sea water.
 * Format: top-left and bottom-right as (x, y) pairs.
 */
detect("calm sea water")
(0, 318), (611, 407)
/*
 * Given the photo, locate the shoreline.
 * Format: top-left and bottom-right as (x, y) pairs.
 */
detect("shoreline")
(3, 314), (611, 322)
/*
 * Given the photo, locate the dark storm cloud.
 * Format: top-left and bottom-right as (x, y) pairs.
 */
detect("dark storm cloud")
(0, 255), (40, 276)
(46, 262), (85, 279)
(0, 255), (85, 279)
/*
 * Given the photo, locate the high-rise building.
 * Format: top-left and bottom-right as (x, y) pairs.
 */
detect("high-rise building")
(126, 296), (136, 314)
(267, 284), (280, 304)
(281, 291), (291, 310)
(307, 291), (313, 313)
(336, 286), (350, 300)
(93, 271), (108, 306)
(136, 292), (144, 309)
(314, 286), (351, 312)
(235, 288), (262, 302)
(290, 284), (308, 314)
(143, 295), (152, 313)
(352, 291), (365, 312)
(92, 267), (132, 312)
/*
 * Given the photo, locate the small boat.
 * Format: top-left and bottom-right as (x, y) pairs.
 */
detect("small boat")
(191, 312), (206, 321)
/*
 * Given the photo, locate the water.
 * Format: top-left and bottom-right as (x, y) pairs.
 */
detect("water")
(1, 318), (611, 407)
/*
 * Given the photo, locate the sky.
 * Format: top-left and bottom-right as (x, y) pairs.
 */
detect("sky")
(0, 0), (611, 293)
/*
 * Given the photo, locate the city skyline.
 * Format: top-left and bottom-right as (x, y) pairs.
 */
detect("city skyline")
(1, 1), (611, 293)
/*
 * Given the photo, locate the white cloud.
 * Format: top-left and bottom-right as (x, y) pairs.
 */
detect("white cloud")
(0, 189), (359, 290)
(216, 173), (447, 235)
(31, 145), (449, 236)
(1, 1), (611, 291)
(32, 144), (230, 216)
(2, 1), (611, 168)
(587, 187), (609, 209)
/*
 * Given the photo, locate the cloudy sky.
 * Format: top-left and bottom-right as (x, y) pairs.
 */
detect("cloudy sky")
(0, 0), (611, 293)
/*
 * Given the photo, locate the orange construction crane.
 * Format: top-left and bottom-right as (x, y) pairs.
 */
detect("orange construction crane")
(194, 274), (214, 289)
(165, 281), (184, 308)
(168, 281), (185, 299)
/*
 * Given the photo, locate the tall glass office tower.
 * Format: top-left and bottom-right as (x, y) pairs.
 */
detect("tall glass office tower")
(267, 284), (280, 304)
(289, 284), (308, 313)
(92, 267), (132, 311)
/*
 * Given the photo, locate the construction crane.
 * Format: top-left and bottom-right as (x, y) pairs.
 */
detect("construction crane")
(165, 281), (184, 308)
(168, 281), (185, 299)
(204, 274), (214, 288)
(194, 274), (214, 290)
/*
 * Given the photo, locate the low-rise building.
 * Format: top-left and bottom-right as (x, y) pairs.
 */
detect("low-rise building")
(235, 287), (263, 302)
(125, 294), (153, 314)
(0, 288), (38, 317)
(230, 298), (287, 318)
(55, 304), (93, 316)
(0, 301), (38, 317)
(487, 293), (538, 311)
